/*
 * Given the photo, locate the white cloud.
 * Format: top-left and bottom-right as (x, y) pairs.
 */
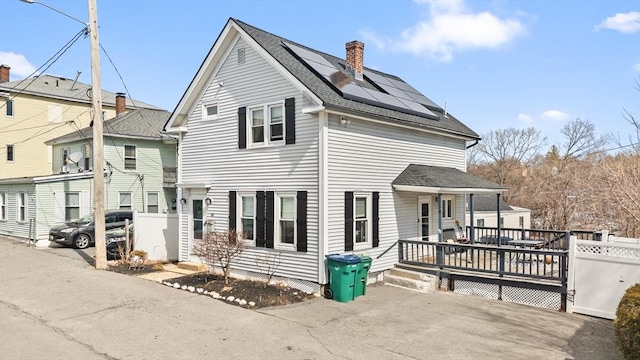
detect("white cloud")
(595, 11), (640, 34)
(540, 110), (569, 121)
(363, 0), (526, 62)
(517, 113), (533, 123)
(634, 63), (640, 72)
(0, 52), (37, 80)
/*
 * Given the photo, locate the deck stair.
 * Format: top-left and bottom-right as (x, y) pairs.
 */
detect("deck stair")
(384, 267), (436, 292)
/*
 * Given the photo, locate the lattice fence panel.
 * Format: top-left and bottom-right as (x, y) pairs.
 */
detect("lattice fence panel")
(576, 243), (640, 259)
(502, 286), (561, 310)
(451, 280), (499, 299)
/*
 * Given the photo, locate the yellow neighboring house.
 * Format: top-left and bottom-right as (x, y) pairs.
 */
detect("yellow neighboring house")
(0, 64), (159, 179)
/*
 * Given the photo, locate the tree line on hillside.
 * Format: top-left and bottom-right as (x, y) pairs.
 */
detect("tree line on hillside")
(467, 112), (640, 238)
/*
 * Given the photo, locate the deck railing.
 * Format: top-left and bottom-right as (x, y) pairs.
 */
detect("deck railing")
(467, 226), (570, 251)
(397, 239), (568, 283)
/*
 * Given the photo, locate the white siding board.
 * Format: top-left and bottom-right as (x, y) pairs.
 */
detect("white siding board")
(179, 38), (320, 282)
(326, 114), (468, 273)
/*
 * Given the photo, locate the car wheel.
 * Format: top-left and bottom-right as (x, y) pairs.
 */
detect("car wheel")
(73, 234), (91, 249)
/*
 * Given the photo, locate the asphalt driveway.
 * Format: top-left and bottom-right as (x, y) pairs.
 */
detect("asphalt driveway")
(0, 235), (619, 359)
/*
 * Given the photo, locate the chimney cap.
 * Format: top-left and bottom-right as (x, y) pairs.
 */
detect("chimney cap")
(116, 92), (126, 97)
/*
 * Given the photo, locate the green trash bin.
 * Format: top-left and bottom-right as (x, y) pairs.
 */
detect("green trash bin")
(326, 254), (361, 302)
(355, 256), (372, 297)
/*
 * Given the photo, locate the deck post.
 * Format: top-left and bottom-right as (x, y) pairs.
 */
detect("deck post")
(398, 240), (404, 263)
(469, 193), (475, 244)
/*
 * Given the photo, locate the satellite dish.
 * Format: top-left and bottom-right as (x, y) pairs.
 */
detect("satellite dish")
(68, 152), (83, 165)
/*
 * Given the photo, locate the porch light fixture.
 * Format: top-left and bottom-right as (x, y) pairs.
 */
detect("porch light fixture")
(180, 198), (187, 205)
(205, 197), (212, 205)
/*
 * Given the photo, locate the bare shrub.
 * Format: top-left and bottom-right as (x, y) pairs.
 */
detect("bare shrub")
(192, 230), (245, 284)
(255, 250), (283, 288)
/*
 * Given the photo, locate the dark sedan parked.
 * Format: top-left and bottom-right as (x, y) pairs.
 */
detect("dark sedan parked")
(49, 210), (133, 249)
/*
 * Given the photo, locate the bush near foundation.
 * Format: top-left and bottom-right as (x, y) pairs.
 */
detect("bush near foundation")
(615, 283), (640, 360)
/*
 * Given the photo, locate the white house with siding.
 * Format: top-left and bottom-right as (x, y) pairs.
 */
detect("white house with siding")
(164, 18), (505, 290)
(0, 108), (177, 244)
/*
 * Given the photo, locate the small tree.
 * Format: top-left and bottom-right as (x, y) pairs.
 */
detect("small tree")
(192, 230), (245, 284)
(255, 250), (283, 288)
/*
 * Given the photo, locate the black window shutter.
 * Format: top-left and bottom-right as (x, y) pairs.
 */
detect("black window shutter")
(372, 192), (380, 248)
(285, 97), (295, 145)
(238, 107), (247, 149)
(265, 191), (275, 249)
(255, 191), (266, 247)
(345, 191), (354, 251)
(296, 191), (307, 252)
(228, 191), (237, 231)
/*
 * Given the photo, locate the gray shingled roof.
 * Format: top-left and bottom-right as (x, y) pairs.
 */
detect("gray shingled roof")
(232, 19), (479, 139)
(46, 108), (170, 145)
(0, 74), (159, 110)
(467, 194), (513, 211)
(393, 164), (506, 190)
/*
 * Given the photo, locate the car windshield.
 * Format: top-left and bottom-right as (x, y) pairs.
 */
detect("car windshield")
(75, 213), (95, 224)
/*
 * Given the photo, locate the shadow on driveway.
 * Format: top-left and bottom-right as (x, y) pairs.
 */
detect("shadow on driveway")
(567, 317), (619, 359)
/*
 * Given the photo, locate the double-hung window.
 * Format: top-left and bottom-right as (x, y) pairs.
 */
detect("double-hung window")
(6, 145), (14, 162)
(355, 195), (369, 245)
(276, 194), (296, 249)
(0, 192), (6, 220)
(82, 144), (92, 170)
(441, 196), (454, 219)
(17, 192), (27, 222)
(249, 102), (284, 146)
(119, 192), (132, 210)
(147, 192), (159, 213)
(6, 99), (13, 117)
(65, 192), (80, 221)
(239, 194), (255, 242)
(124, 145), (136, 170)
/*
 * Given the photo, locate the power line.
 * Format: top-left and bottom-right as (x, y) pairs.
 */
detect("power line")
(0, 27), (87, 111)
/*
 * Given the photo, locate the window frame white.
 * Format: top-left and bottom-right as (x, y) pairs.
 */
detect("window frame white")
(147, 192), (159, 213)
(124, 144), (137, 171)
(202, 102), (219, 121)
(275, 192), (296, 250)
(17, 192), (27, 223)
(6, 99), (13, 117)
(247, 101), (285, 147)
(119, 192), (132, 210)
(65, 192), (80, 221)
(441, 195), (454, 220)
(0, 192), (6, 221)
(353, 193), (372, 250)
(82, 144), (92, 170)
(6, 144), (14, 162)
(237, 193), (256, 245)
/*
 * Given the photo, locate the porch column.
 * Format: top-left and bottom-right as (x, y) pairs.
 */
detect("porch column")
(437, 194), (443, 242)
(469, 193), (475, 244)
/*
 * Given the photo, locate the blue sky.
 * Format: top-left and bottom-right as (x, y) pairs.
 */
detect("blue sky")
(1, 0), (638, 149)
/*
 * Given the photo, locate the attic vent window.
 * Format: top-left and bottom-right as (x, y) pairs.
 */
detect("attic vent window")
(238, 48), (245, 64)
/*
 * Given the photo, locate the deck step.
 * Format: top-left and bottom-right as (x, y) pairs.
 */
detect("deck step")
(384, 268), (436, 292)
(174, 262), (207, 272)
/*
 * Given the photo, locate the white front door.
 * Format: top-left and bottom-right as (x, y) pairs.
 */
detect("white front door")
(418, 196), (431, 241)
(191, 198), (204, 243)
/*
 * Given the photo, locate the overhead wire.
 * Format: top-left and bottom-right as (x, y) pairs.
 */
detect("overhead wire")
(0, 27), (88, 111)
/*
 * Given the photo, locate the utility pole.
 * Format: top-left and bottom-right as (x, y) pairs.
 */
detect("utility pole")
(88, 0), (106, 269)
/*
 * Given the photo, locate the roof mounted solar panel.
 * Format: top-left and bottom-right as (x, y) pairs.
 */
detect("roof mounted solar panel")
(283, 41), (335, 69)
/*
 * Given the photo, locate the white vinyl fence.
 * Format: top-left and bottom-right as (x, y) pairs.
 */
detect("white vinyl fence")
(567, 236), (640, 319)
(133, 212), (179, 261)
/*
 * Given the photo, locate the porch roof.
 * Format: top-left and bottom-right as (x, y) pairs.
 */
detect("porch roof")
(392, 164), (507, 194)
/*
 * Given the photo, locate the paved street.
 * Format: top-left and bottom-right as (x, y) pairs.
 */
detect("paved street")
(0, 235), (619, 360)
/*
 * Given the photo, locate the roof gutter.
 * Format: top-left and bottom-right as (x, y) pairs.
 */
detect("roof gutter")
(466, 140), (479, 149)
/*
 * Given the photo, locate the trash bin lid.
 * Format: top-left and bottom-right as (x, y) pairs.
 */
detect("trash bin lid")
(327, 254), (361, 264)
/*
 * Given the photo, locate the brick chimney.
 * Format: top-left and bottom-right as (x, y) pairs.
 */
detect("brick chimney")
(345, 41), (364, 81)
(0, 65), (10, 83)
(115, 92), (126, 116)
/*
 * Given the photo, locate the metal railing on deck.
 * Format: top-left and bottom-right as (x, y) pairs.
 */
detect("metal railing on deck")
(467, 226), (570, 251)
(397, 239), (568, 283)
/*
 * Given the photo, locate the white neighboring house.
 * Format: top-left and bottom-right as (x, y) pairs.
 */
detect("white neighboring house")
(465, 194), (531, 229)
(164, 18), (506, 289)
